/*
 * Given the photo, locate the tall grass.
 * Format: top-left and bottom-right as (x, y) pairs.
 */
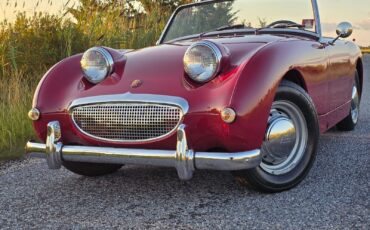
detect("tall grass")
(0, 73), (36, 159)
(361, 48), (370, 54)
(0, 0), (191, 159)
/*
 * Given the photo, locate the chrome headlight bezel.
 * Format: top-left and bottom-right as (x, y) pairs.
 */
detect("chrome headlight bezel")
(183, 41), (223, 83)
(80, 47), (114, 84)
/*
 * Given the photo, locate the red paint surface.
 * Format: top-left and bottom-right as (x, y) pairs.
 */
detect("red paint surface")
(32, 34), (363, 152)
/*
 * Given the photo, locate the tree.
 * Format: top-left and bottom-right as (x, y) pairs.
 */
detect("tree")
(67, 0), (194, 48)
(139, 0), (193, 14)
(165, 1), (237, 42)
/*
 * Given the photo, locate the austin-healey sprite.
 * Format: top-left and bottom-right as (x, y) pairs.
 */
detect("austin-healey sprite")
(26, 0), (363, 192)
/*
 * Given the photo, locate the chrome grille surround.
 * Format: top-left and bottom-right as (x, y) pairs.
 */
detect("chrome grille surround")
(69, 93), (189, 143)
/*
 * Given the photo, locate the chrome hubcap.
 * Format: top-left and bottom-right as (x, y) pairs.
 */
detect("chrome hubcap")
(351, 85), (360, 124)
(260, 101), (308, 175)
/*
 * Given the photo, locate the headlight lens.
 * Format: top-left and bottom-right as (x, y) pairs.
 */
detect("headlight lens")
(184, 41), (222, 83)
(81, 47), (114, 84)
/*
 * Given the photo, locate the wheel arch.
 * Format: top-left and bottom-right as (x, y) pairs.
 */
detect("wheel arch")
(281, 69), (307, 92)
(228, 40), (321, 150)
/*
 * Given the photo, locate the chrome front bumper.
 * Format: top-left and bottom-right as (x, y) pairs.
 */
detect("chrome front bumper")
(25, 121), (262, 180)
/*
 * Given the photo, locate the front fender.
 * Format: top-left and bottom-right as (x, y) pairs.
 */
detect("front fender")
(33, 48), (127, 114)
(33, 54), (83, 113)
(228, 40), (328, 148)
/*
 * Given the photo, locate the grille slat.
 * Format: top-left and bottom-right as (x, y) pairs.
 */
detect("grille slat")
(71, 103), (182, 142)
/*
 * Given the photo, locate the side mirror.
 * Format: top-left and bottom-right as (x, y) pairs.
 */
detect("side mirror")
(336, 22), (353, 38)
(331, 22), (353, 45)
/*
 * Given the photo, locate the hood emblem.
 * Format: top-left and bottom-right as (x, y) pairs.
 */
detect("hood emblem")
(130, 79), (143, 88)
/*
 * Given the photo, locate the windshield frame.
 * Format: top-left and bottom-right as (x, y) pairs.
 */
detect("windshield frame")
(157, 0), (322, 45)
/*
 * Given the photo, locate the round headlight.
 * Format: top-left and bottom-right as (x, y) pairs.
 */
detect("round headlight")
(184, 41), (222, 83)
(81, 47), (114, 84)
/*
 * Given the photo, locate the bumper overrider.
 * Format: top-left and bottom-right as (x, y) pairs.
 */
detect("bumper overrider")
(25, 121), (262, 180)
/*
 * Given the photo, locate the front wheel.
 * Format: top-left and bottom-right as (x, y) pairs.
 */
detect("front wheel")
(233, 81), (319, 193)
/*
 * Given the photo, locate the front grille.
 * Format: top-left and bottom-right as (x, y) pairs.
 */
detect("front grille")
(71, 103), (182, 142)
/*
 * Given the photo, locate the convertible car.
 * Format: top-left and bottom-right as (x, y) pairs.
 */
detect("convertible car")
(26, 0), (363, 192)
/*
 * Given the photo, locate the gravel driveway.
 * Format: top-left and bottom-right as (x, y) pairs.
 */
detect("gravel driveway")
(1, 56), (369, 229)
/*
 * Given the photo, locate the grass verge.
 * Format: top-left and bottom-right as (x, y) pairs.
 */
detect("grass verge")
(0, 72), (36, 160)
(0, 0), (192, 161)
(361, 48), (370, 54)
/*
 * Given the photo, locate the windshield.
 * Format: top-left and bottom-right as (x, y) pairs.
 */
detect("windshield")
(162, 0), (316, 43)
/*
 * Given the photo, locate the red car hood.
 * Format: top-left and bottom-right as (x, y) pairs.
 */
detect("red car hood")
(35, 35), (286, 114)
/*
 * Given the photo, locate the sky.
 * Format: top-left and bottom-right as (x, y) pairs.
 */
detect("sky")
(0, 0), (73, 20)
(0, 0), (369, 46)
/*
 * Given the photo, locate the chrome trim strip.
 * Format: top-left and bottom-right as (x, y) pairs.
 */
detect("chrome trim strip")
(195, 150), (261, 171)
(62, 146), (176, 167)
(166, 29), (320, 44)
(25, 122), (262, 181)
(68, 93), (189, 143)
(68, 93), (189, 114)
(175, 124), (195, 180)
(311, 0), (322, 38)
(25, 122), (63, 169)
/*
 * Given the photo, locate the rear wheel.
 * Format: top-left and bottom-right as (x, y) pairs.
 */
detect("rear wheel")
(337, 71), (361, 131)
(63, 161), (123, 177)
(233, 81), (319, 193)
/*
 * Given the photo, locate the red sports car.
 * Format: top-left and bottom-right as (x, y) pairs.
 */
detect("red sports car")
(26, 0), (363, 192)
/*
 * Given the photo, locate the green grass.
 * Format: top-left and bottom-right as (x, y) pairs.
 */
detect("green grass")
(0, 73), (36, 160)
(361, 48), (370, 54)
(0, 0), (193, 160)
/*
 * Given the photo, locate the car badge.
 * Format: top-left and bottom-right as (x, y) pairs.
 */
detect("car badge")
(130, 80), (143, 88)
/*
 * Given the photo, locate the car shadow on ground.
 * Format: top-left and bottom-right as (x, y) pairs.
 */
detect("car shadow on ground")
(36, 161), (322, 204)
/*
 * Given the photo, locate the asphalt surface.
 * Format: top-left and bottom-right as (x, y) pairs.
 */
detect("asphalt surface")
(0, 56), (369, 230)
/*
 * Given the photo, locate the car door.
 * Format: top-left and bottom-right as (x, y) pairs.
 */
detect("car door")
(321, 38), (352, 111)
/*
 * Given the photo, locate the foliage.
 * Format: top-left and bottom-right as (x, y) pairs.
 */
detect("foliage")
(360, 47), (370, 54)
(0, 72), (35, 159)
(67, 0), (192, 48)
(1, 12), (87, 78)
(0, 0), (193, 79)
(0, 0), (191, 159)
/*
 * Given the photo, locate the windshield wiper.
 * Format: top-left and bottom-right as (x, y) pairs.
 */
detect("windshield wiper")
(215, 24), (246, 31)
(271, 24), (304, 29)
(199, 24), (246, 38)
(255, 23), (304, 35)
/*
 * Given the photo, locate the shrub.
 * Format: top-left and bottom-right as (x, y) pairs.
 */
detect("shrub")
(0, 0), (191, 159)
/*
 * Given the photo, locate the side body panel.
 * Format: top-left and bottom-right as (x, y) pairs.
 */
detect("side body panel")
(318, 38), (362, 130)
(325, 39), (353, 110)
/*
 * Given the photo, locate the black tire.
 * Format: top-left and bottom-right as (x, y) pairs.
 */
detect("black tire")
(233, 81), (319, 193)
(63, 161), (123, 177)
(337, 71), (361, 131)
